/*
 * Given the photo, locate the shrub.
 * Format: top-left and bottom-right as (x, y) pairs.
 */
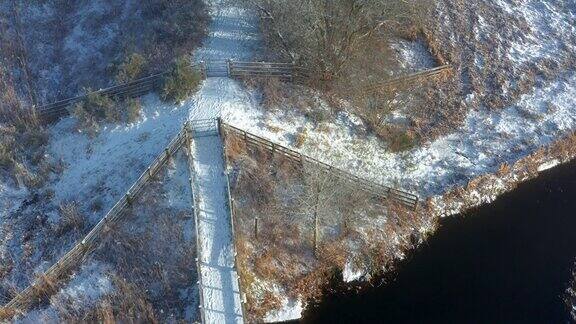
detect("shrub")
(306, 109), (329, 126)
(294, 129), (308, 148)
(387, 127), (418, 152)
(56, 202), (85, 236)
(161, 56), (202, 103)
(126, 98), (142, 123)
(73, 90), (120, 129)
(116, 53), (147, 84)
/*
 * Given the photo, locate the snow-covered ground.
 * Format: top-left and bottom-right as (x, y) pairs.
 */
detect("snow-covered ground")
(223, 70), (576, 202)
(2, 0), (576, 322)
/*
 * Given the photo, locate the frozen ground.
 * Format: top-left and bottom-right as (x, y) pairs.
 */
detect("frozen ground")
(2, 0), (576, 322)
(0, 0), (207, 104)
(224, 70), (576, 202)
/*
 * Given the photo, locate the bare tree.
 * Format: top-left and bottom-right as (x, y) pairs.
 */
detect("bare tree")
(251, 0), (424, 80)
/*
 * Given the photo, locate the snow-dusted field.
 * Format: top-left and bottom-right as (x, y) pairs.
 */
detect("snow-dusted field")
(2, 0), (576, 322)
(224, 71), (576, 200)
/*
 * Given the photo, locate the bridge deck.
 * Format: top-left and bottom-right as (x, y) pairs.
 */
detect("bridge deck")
(190, 132), (244, 324)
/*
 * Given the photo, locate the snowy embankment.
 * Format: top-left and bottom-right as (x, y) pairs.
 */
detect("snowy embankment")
(224, 71), (576, 202)
(222, 0), (576, 218)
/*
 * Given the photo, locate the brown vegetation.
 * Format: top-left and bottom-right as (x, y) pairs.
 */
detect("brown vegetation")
(436, 131), (576, 217)
(0, 67), (50, 188)
(247, 0), (464, 151)
(224, 130), (436, 321)
(162, 56), (203, 104)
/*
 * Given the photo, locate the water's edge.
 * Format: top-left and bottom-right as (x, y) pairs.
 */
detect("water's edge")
(300, 158), (576, 323)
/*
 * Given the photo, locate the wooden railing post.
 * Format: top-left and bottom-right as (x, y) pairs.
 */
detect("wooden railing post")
(217, 117), (223, 137)
(200, 60), (207, 79)
(227, 59), (233, 77)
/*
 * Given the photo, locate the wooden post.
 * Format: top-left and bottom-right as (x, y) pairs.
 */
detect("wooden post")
(313, 185), (321, 257)
(200, 61), (206, 79)
(227, 59), (233, 77)
(147, 167), (152, 178)
(165, 148), (171, 160)
(217, 118), (222, 137)
(254, 217), (259, 240)
(126, 192), (132, 206)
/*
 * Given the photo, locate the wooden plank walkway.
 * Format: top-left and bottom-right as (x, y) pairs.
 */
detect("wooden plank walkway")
(189, 120), (245, 324)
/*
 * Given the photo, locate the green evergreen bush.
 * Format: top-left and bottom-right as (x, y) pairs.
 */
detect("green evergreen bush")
(161, 56), (202, 103)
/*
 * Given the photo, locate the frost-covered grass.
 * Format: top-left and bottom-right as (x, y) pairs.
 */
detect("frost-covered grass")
(0, 0), (208, 104)
(13, 151), (199, 323)
(223, 70), (576, 202)
(3, 0), (576, 322)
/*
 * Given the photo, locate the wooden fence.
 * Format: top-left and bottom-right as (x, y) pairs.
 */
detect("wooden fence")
(219, 122), (419, 210)
(217, 118), (250, 321)
(185, 119), (247, 323)
(37, 70), (175, 123)
(0, 124), (190, 320)
(364, 64), (453, 93)
(35, 60), (302, 124)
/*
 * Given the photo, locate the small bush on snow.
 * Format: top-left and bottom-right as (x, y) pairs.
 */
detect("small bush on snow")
(115, 53), (147, 84)
(387, 127), (418, 153)
(126, 98), (142, 123)
(73, 90), (119, 128)
(161, 56), (202, 103)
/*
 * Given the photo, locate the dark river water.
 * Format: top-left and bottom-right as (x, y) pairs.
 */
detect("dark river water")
(300, 159), (576, 323)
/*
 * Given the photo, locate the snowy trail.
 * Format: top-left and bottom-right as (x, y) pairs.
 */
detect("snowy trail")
(190, 135), (243, 324)
(194, 0), (261, 62)
(186, 2), (260, 322)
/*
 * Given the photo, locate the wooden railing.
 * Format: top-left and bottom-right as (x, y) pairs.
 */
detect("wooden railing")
(0, 124), (190, 320)
(229, 61), (296, 81)
(219, 121), (419, 210)
(185, 123), (207, 324)
(217, 119), (249, 321)
(364, 65), (453, 93)
(37, 70), (175, 123)
(35, 61), (302, 124)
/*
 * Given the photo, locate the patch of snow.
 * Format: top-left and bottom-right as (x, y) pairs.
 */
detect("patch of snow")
(391, 39), (437, 73)
(537, 159), (560, 172)
(194, 0), (261, 62)
(224, 71), (576, 200)
(492, 0), (576, 66)
(14, 261), (112, 323)
(264, 297), (304, 323)
(49, 95), (190, 223)
(342, 260), (365, 283)
(0, 184), (27, 219)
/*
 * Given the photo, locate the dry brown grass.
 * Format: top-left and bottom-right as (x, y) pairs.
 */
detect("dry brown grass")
(79, 275), (158, 324)
(294, 129), (308, 148)
(55, 202), (86, 237)
(224, 131), (435, 321)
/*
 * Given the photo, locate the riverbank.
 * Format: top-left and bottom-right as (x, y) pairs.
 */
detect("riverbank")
(302, 156), (576, 323)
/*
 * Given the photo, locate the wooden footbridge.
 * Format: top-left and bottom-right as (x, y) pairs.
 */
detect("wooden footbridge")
(1, 53), (450, 322)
